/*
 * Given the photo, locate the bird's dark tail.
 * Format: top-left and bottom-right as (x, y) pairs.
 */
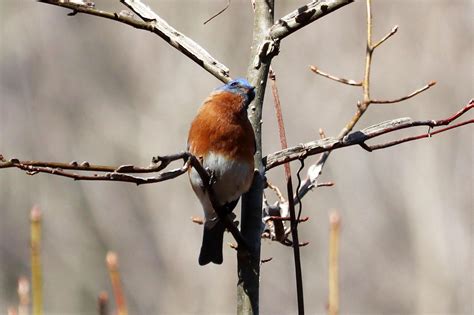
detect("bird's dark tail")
(199, 220), (226, 265)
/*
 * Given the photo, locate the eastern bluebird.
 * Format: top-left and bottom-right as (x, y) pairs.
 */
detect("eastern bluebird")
(188, 78), (256, 265)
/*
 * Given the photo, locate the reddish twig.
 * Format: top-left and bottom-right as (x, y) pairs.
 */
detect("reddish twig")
(106, 252), (127, 315)
(365, 119), (473, 151)
(316, 182), (335, 188)
(269, 68), (305, 314)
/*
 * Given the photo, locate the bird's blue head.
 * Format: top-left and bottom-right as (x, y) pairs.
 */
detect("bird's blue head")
(215, 78), (256, 106)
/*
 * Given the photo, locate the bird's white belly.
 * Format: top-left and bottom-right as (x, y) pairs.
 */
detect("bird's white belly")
(189, 152), (254, 221)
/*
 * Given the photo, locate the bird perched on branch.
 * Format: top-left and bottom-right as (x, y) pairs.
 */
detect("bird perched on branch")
(188, 78), (256, 265)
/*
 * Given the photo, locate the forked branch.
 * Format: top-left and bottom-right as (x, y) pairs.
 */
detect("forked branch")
(265, 100), (473, 170)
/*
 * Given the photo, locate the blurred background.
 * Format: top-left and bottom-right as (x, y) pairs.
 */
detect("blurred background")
(0, 0), (472, 314)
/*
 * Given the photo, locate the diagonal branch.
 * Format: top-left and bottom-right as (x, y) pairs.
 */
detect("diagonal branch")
(310, 65), (362, 86)
(372, 25), (398, 50)
(270, 0), (354, 41)
(264, 100), (473, 170)
(38, 0), (230, 82)
(371, 81), (436, 104)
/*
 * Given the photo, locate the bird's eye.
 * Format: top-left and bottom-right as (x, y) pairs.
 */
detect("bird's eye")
(230, 81), (239, 87)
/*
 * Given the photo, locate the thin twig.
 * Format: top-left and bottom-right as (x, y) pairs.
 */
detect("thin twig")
(266, 181), (286, 202)
(0, 152), (188, 172)
(365, 119), (474, 151)
(267, 216), (309, 223)
(317, 182), (335, 188)
(310, 65), (362, 86)
(191, 216), (204, 225)
(371, 81), (436, 104)
(361, 0), (373, 110)
(281, 240), (310, 248)
(203, 0), (231, 25)
(0, 152), (190, 184)
(372, 25), (398, 50)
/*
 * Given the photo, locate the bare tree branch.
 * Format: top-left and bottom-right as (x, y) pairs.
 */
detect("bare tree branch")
(0, 150), (251, 252)
(238, 0), (275, 313)
(372, 25), (398, 49)
(2, 101), (471, 181)
(371, 81), (436, 104)
(264, 100), (473, 170)
(17, 1), (470, 314)
(0, 152), (191, 184)
(269, 0), (354, 41)
(301, 0), (435, 206)
(38, 0), (231, 82)
(310, 65), (362, 86)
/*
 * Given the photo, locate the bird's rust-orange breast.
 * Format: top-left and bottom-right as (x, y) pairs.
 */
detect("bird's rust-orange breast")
(188, 91), (255, 164)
